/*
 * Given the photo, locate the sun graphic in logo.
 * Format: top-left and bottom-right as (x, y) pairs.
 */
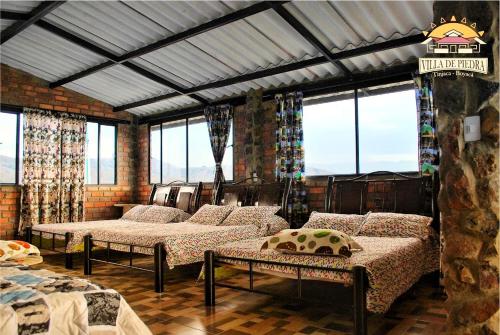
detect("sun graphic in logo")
(422, 16), (486, 54)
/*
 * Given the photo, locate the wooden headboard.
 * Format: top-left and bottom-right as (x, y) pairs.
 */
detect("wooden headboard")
(325, 171), (439, 229)
(214, 177), (292, 220)
(148, 181), (202, 214)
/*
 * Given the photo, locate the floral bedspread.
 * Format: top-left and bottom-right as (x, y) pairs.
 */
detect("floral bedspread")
(31, 220), (143, 253)
(214, 236), (439, 313)
(90, 222), (263, 268)
(0, 262), (151, 335)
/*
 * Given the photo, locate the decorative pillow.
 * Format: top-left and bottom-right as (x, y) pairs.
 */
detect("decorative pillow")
(220, 206), (281, 229)
(261, 229), (362, 257)
(0, 240), (40, 261)
(187, 204), (235, 225)
(136, 205), (191, 223)
(121, 205), (151, 221)
(359, 212), (433, 239)
(303, 211), (368, 235)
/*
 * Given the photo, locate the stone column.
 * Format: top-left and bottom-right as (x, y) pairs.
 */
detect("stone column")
(433, 2), (499, 334)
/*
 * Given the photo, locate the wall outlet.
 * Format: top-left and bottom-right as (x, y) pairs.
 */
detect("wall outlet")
(464, 116), (481, 142)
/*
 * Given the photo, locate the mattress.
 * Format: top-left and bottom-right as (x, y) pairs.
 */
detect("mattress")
(214, 235), (440, 313)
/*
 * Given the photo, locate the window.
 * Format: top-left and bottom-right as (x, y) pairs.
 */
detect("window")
(304, 92), (356, 175)
(150, 117), (233, 184)
(303, 82), (419, 176)
(358, 89), (418, 172)
(85, 122), (117, 184)
(0, 111), (23, 184)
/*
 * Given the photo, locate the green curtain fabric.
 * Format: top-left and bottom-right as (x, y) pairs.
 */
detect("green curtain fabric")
(204, 104), (233, 204)
(414, 73), (439, 176)
(275, 92), (308, 226)
(19, 108), (86, 232)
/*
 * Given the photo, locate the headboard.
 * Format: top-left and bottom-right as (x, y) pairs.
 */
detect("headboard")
(325, 171), (439, 229)
(148, 181), (203, 214)
(214, 177), (292, 220)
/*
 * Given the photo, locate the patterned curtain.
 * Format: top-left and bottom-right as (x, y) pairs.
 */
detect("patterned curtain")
(19, 108), (86, 232)
(275, 92), (308, 227)
(413, 73), (439, 176)
(204, 104), (233, 204)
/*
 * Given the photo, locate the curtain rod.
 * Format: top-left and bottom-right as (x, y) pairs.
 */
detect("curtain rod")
(0, 103), (131, 125)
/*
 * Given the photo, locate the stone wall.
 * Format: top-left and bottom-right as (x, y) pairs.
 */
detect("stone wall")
(433, 2), (499, 334)
(0, 64), (136, 239)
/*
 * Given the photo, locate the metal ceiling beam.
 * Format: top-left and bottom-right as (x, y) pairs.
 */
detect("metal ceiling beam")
(0, 11), (31, 21)
(47, 1), (282, 88)
(1, 1), (65, 44)
(139, 62), (417, 125)
(30, 20), (208, 104)
(268, 2), (352, 76)
(114, 34), (424, 112)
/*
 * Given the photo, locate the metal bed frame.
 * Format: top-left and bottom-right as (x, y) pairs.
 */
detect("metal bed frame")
(204, 250), (368, 335)
(82, 177), (291, 292)
(24, 180), (202, 269)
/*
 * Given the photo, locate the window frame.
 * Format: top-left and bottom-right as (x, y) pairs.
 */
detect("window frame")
(304, 82), (418, 177)
(85, 121), (118, 186)
(0, 108), (22, 185)
(148, 116), (234, 185)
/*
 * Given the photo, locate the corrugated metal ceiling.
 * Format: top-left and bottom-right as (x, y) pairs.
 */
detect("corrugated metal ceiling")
(0, 1), (432, 116)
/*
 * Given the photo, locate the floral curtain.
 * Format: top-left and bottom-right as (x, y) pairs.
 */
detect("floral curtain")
(19, 108), (86, 232)
(414, 73), (439, 176)
(204, 104), (233, 204)
(275, 92), (308, 226)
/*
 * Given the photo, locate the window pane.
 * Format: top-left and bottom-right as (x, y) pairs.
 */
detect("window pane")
(222, 121), (233, 181)
(150, 125), (161, 184)
(359, 89), (419, 173)
(0, 112), (17, 183)
(18, 114), (24, 184)
(303, 93), (356, 175)
(162, 120), (186, 183)
(85, 122), (98, 184)
(188, 117), (215, 182)
(99, 125), (116, 184)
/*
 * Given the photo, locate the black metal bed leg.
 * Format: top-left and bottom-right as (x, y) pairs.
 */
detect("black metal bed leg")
(64, 232), (73, 269)
(24, 227), (32, 243)
(204, 250), (216, 306)
(83, 235), (92, 275)
(154, 243), (165, 293)
(353, 266), (367, 335)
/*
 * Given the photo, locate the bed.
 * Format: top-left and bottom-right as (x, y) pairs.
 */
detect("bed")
(24, 181), (202, 269)
(0, 262), (151, 334)
(83, 177), (292, 293)
(204, 171), (440, 335)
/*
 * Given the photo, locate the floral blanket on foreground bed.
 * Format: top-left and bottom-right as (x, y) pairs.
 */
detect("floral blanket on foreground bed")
(0, 262), (151, 335)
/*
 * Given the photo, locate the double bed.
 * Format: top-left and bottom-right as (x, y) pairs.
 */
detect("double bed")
(204, 171), (440, 335)
(25, 181), (202, 268)
(83, 178), (292, 292)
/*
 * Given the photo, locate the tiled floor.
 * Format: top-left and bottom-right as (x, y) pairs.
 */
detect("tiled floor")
(34, 252), (447, 335)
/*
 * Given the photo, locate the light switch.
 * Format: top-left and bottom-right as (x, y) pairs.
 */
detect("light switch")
(464, 116), (481, 142)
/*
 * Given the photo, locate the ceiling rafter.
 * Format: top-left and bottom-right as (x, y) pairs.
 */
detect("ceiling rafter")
(1, 1), (65, 44)
(113, 34), (424, 112)
(47, 1), (284, 89)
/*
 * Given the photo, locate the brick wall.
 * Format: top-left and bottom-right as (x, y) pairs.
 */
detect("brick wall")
(0, 64), (136, 239)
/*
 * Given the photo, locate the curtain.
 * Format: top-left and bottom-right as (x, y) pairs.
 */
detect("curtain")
(414, 73), (439, 176)
(204, 104), (233, 204)
(19, 108), (86, 232)
(275, 92), (308, 227)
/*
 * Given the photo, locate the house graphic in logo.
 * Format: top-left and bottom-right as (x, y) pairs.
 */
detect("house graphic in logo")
(422, 16), (486, 54)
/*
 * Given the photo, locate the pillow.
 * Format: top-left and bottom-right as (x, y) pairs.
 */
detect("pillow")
(121, 205), (151, 221)
(220, 206), (281, 229)
(0, 240), (40, 261)
(261, 229), (362, 257)
(359, 212), (433, 239)
(266, 215), (290, 236)
(136, 205), (191, 223)
(303, 212), (368, 235)
(187, 204), (235, 225)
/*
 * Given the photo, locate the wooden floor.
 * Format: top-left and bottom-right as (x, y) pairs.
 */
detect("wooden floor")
(34, 252), (447, 335)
